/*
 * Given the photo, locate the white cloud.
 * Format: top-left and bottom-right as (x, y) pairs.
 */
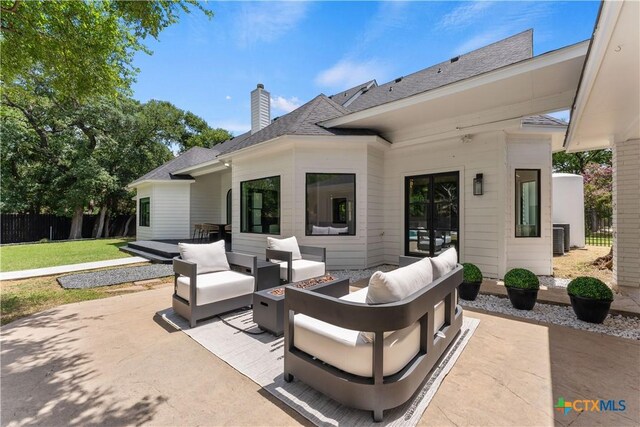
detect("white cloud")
(225, 95), (232, 100)
(439, 1), (496, 30)
(216, 120), (251, 135)
(315, 59), (388, 91)
(271, 96), (301, 114)
(234, 2), (308, 47)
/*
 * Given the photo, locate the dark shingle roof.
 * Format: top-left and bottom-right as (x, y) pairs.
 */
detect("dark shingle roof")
(217, 95), (377, 155)
(345, 30), (533, 113)
(522, 114), (567, 127)
(129, 146), (218, 185)
(328, 80), (377, 107)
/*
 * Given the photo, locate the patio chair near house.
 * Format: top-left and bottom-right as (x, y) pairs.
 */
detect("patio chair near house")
(283, 248), (462, 421)
(172, 240), (257, 327)
(265, 236), (326, 283)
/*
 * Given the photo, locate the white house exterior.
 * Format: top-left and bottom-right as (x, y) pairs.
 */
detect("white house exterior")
(564, 0), (639, 296)
(128, 30), (590, 279)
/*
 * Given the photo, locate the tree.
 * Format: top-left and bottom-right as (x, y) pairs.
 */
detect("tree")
(1, 0), (212, 100)
(552, 149), (612, 174)
(583, 162), (613, 232)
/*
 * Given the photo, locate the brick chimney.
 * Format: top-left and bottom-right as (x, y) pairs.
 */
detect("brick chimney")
(251, 83), (270, 134)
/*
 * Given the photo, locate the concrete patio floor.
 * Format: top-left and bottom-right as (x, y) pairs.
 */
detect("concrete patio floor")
(1, 286), (638, 426)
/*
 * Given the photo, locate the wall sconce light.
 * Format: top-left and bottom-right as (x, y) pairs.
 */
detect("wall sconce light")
(473, 173), (483, 196)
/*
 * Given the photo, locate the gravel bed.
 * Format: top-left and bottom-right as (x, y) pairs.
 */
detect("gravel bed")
(328, 264), (395, 283)
(462, 294), (640, 340)
(537, 276), (571, 288)
(58, 264), (174, 289)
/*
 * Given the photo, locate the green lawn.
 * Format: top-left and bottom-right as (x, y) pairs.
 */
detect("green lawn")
(0, 238), (133, 272)
(585, 234), (613, 247)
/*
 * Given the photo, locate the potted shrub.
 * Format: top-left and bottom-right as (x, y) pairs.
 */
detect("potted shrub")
(503, 268), (539, 310)
(459, 263), (483, 301)
(567, 277), (614, 323)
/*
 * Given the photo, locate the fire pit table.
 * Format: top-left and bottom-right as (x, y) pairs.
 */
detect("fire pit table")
(253, 275), (349, 336)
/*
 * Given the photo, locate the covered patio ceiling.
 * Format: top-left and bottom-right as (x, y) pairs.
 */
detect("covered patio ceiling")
(322, 42), (588, 144)
(564, 0), (640, 152)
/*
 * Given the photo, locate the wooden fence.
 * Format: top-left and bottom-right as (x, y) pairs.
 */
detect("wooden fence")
(0, 213), (135, 244)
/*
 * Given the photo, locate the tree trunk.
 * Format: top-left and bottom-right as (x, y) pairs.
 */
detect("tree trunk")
(104, 214), (111, 238)
(94, 207), (107, 238)
(69, 206), (84, 240)
(123, 215), (134, 237)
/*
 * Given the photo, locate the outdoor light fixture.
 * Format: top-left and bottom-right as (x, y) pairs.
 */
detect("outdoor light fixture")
(473, 173), (483, 195)
(224, 162), (230, 167)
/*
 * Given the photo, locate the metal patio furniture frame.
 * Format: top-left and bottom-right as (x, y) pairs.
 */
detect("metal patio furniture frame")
(172, 252), (258, 327)
(265, 245), (326, 284)
(283, 262), (463, 422)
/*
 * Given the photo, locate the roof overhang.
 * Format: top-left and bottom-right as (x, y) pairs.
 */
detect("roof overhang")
(126, 178), (195, 190)
(564, 0), (640, 152)
(172, 159), (229, 177)
(321, 41), (588, 144)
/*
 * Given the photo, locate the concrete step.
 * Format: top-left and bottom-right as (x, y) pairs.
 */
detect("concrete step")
(119, 246), (173, 264)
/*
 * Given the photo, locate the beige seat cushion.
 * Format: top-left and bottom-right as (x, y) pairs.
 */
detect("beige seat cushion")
(278, 259), (325, 282)
(366, 257), (433, 304)
(293, 288), (446, 378)
(177, 271), (254, 306)
(430, 247), (458, 279)
(178, 240), (229, 274)
(267, 236), (302, 260)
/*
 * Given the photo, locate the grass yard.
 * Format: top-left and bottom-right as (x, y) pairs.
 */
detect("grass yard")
(553, 245), (613, 285)
(0, 238), (133, 272)
(0, 267), (172, 325)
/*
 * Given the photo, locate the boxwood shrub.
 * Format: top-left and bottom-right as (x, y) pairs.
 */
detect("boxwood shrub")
(504, 268), (539, 290)
(567, 277), (613, 301)
(462, 263), (483, 283)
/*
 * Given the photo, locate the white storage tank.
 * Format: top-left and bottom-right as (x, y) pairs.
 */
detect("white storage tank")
(552, 173), (585, 248)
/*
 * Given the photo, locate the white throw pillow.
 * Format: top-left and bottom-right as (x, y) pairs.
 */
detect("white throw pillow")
(366, 257), (433, 304)
(430, 247), (458, 279)
(328, 226), (348, 235)
(311, 225), (329, 235)
(178, 240), (229, 274)
(266, 236), (302, 260)
(361, 258), (433, 342)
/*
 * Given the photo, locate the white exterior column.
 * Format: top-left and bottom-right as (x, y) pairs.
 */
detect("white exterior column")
(613, 138), (640, 294)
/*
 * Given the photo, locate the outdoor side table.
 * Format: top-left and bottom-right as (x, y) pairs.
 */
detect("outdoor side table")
(253, 276), (349, 336)
(255, 260), (280, 291)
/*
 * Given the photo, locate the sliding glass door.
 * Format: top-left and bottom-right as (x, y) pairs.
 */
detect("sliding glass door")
(405, 172), (459, 257)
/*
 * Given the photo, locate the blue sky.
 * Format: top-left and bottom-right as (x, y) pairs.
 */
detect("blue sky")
(132, 1), (600, 135)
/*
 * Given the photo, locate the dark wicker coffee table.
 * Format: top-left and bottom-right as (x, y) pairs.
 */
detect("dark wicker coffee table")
(253, 275), (349, 336)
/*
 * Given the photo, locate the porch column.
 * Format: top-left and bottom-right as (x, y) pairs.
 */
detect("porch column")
(612, 138), (640, 297)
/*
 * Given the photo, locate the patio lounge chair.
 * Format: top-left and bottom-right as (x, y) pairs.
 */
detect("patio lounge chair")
(283, 248), (463, 421)
(172, 241), (257, 327)
(265, 236), (326, 283)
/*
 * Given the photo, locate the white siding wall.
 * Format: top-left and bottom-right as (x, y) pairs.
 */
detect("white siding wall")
(383, 132), (506, 278)
(136, 185), (153, 240)
(293, 142), (369, 269)
(613, 138), (640, 289)
(190, 173), (219, 231)
(367, 146), (386, 267)
(232, 144), (295, 257)
(505, 136), (553, 275)
(150, 182), (191, 240)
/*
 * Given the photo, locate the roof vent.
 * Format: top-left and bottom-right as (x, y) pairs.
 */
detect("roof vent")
(344, 92), (348, 97)
(389, 86), (393, 92)
(394, 77), (403, 83)
(361, 88), (369, 94)
(272, 116), (279, 122)
(437, 68), (441, 74)
(450, 56), (459, 63)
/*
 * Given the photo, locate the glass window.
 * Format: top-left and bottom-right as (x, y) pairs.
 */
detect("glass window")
(515, 169), (540, 237)
(139, 197), (150, 227)
(241, 176), (280, 234)
(306, 173), (356, 236)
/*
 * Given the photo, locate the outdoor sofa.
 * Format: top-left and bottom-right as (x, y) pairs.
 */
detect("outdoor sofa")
(283, 248), (463, 421)
(172, 240), (257, 327)
(265, 236), (326, 283)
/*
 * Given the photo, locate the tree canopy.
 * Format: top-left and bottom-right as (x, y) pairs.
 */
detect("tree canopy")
(1, 0), (212, 100)
(552, 149), (612, 174)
